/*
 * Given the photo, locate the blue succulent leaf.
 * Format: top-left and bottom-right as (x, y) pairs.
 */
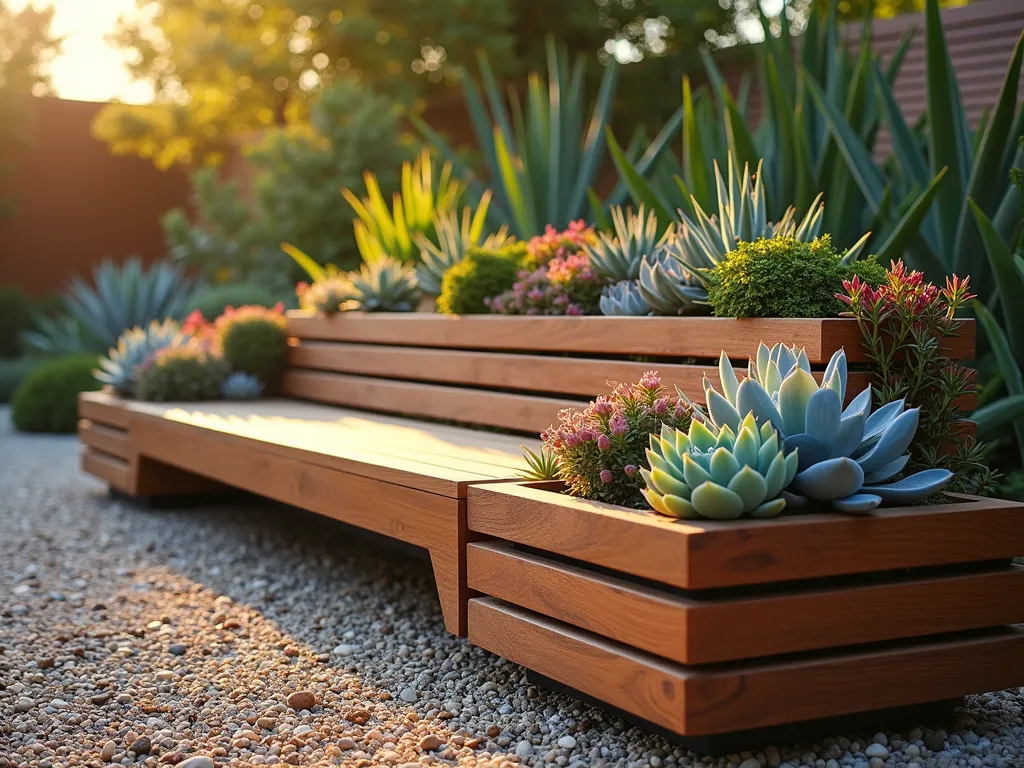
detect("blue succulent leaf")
(842, 385), (873, 420)
(862, 468), (954, 503)
(822, 348), (848, 402)
(831, 412), (867, 458)
(804, 387), (842, 446)
(862, 398), (907, 442)
(862, 454), (910, 483)
(736, 378), (787, 435)
(832, 493), (883, 514)
(856, 408), (921, 473)
(707, 389), (741, 432)
(782, 433), (829, 472)
(792, 457), (865, 501)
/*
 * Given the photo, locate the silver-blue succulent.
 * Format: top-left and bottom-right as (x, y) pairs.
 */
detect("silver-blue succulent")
(95, 319), (187, 397)
(220, 371), (264, 400)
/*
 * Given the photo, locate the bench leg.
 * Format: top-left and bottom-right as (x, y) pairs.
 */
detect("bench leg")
(428, 498), (469, 637)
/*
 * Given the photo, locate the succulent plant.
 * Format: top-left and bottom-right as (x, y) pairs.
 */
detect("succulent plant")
(519, 445), (560, 481)
(346, 257), (420, 312)
(95, 319), (188, 397)
(642, 412), (798, 520)
(584, 205), (668, 282)
(599, 280), (651, 316)
(136, 345), (229, 402)
(215, 305), (288, 384)
(415, 193), (510, 297)
(296, 272), (352, 315)
(220, 371), (264, 400)
(637, 244), (709, 315)
(701, 342), (953, 512)
(636, 156), (870, 316)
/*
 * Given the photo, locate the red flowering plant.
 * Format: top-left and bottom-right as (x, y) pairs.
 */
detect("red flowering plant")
(537, 372), (693, 508)
(838, 260), (994, 492)
(487, 222), (605, 315)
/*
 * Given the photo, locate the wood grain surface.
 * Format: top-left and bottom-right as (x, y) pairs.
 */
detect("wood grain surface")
(78, 419), (130, 460)
(288, 312), (975, 364)
(467, 482), (1024, 590)
(468, 542), (1024, 664)
(468, 597), (1024, 735)
(81, 448), (133, 493)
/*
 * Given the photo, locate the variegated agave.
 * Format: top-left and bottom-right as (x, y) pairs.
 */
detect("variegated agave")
(639, 155), (870, 315)
(642, 412), (798, 520)
(599, 280), (650, 316)
(584, 205), (669, 282)
(700, 342), (953, 513)
(95, 319), (188, 397)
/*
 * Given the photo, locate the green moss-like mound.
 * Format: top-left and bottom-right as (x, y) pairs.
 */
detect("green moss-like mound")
(436, 243), (527, 315)
(10, 354), (100, 433)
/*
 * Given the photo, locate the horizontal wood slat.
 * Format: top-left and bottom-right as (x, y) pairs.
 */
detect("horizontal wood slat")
(81, 448), (133, 493)
(283, 369), (577, 434)
(468, 542), (1024, 665)
(468, 482), (1024, 591)
(468, 597), (1024, 735)
(79, 392), (132, 429)
(78, 420), (130, 460)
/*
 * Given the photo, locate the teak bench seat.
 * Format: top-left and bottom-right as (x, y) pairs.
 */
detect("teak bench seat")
(78, 310), (1023, 748)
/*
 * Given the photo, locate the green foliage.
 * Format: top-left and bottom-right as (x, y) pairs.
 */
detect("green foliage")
(1011, 136), (1024, 193)
(706, 236), (885, 319)
(416, 195), (510, 297)
(95, 320), (187, 397)
(541, 372), (693, 509)
(10, 354), (99, 433)
(136, 346), (228, 403)
(20, 258), (195, 355)
(437, 244), (526, 315)
(0, 356), (44, 403)
(216, 309), (289, 384)
(0, 284), (32, 357)
(187, 283), (286, 321)
(345, 258), (420, 312)
(519, 445), (560, 481)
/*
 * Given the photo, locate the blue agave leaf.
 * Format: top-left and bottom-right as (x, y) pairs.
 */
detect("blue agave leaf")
(842, 385), (872, 420)
(863, 454), (910, 483)
(832, 493), (883, 514)
(822, 348), (848, 402)
(862, 468), (954, 503)
(804, 387), (842, 446)
(755, 342), (771, 380)
(857, 408), (920, 473)
(782, 490), (808, 508)
(718, 351), (739, 403)
(831, 412), (866, 458)
(779, 368), (819, 435)
(793, 457), (865, 501)
(707, 388), (741, 432)
(783, 433), (830, 473)
(862, 398), (906, 442)
(736, 378), (787, 435)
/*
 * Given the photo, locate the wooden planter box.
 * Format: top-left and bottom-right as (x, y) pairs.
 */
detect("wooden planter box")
(465, 481), (1024, 741)
(285, 312), (975, 434)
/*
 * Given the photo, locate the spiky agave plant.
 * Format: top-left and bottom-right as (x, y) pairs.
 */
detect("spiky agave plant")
(346, 257), (420, 312)
(642, 413), (798, 520)
(95, 319), (188, 397)
(700, 342), (953, 512)
(599, 280), (651, 316)
(519, 445), (560, 481)
(415, 192), (510, 297)
(638, 156), (870, 315)
(585, 205), (669, 282)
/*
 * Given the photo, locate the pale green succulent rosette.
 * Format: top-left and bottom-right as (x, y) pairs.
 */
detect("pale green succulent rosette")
(584, 204), (669, 283)
(599, 280), (651, 316)
(346, 257), (420, 312)
(96, 319), (189, 397)
(641, 413), (799, 521)
(700, 342), (953, 513)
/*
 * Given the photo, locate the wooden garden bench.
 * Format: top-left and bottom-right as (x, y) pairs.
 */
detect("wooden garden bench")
(78, 311), (1024, 749)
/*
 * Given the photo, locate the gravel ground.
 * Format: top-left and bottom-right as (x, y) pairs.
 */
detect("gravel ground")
(2, 408), (1023, 768)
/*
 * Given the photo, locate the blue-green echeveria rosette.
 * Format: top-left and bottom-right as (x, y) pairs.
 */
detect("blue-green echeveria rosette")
(641, 412), (799, 520)
(700, 342), (953, 513)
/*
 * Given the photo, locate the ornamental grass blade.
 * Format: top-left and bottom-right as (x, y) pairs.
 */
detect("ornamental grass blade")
(765, 55), (796, 209)
(973, 301), (1024, 457)
(683, 77), (713, 208)
(973, 394), (1024, 436)
(567, 54), (618, 222)
(722, 88), (759, 189)
(952, 31), (1024, 277)
(280, 243), (324, 282)
(872, 167), (947, 274)
(605, 105), (683, 210)
(970, 199), (1024, 361)
(495, 126), (536, 239)
(546, 44), (562, 227)
(606, 129), (673, 225)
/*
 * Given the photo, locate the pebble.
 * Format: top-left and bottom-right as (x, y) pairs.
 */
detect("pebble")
(13, 697), (34, 712)
(332, 643), (359, 656)
(739, 759), (761, 768)
(100, 740), (117, 761)
(287, 690), (317, 710)
(399, 685), (418, 702)
(129, 735), (152, 754)
(558, 735), (578, 749)
(864, 744), (889, 760)
(168, 643), (187, 655)
(419, 734), (443, 750)
(337, 737), (357, 750)
(177, 758), (215, 768)
(516, 741), (534, 758)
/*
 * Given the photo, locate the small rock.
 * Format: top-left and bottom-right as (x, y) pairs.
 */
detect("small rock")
(516, 741), (533, 759)
(557, 736), (577, 750)
(487, 725), (501, 738)
(90, 692), (112, 705)
(345, 708), (371, 724)
(465, 737), (484, 748)
(826, 761), (840, 768)
(256, 716), (276, 730)
(10, 604), (27, 616)
(13, 697), (34, 712)
(765, 746), (782, 768)
(287, 690), (317, 710)
(864, 744), (889, 760)
(283, 645), (299, 657)
(177, 758), (215, 768)
(872, 733), (888, 746)
(168, 643), (187, 656)
(419, 735), (443, 751)
(739, 759), (761, 768)
(100, 741), (117, 761)
(37, 657), (55, 669)
(332, 644), (359, 656)
(130, 736), (152, 755)
(49, 698), (70, 709)
(399, 686), (418, 703)
(337, 738), (357, 750)
(294, 724), (312, 736)
(926, 733), (946, 752)
(905, 744), (921, 758)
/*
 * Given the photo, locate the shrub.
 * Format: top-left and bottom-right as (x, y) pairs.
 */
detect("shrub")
(187, 283), (287, 321)
(0, 357), (45, 403)
(215, 305), (289, 383)
(437, 243), (527, 315)
(0, 285), (32, 357)
(136, 346), (228, 402)
(523, 221), (595, 271)
(10, 354), (100, 433)
(706, 236), (886, 318)
(488, 252), (604, 316)
(540, 372), (693, 509)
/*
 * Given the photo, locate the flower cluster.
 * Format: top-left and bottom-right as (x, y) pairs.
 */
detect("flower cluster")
(487, 250), (604, 316)
(524, 220), (595, 269)
(541, 372), (692, 508)
(838, 260), (992, 493)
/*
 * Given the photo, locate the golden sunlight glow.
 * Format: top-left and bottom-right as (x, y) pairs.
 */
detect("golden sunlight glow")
(8, 0), (153, 103)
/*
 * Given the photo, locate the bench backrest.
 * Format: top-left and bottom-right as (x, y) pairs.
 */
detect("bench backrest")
(283, 312), (976, 435)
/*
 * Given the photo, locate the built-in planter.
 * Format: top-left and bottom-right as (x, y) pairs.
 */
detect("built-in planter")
(284, 311), (976, 434)
(465, 480), (1024, 741)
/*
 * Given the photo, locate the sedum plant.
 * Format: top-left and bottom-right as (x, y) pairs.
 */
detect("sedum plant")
(600, 280), (650, 316)
(136, 345), (229, 403)
(642, 413), (797, 520)
(584, 205), (667, 282)
(540, 372), (692, 509)
(220, 371), (264, 401)
(700, 343), (953, 512)
(95, 319), (188, 397)
(415, 192), (510, 297)
(437, 243), (526, 315)
(488, 251), (603, 316)
(342, 150), (462, 264)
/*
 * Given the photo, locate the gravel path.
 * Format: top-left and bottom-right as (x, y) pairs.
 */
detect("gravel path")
(2, 408), (1023, 768)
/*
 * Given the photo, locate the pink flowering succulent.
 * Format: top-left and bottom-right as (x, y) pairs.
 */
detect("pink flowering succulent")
(525, 220), (596, 269)
(540, 372), (693, 508)
(838, 260), (991, 493)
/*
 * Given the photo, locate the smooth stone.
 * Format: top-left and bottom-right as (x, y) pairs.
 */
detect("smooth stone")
(337, 738), (357, 750)
(178, 758), (215, 768)
(332, 643), (359, 656)
(399, 686), (418, 703)
(739, 759), (762, 768)
(168, 643), (187, 655)
(419, 735), (443, 751)
(872, 733), (888, 746)
(100, 741), (117, 761)
(864, 744), (889, 760)
(129, 736), (152, 754)
(13, 698), (34, 712)
(516, 741), (533, 758)
(287, 691), (317, 710)
(558, 736), (577, 750)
